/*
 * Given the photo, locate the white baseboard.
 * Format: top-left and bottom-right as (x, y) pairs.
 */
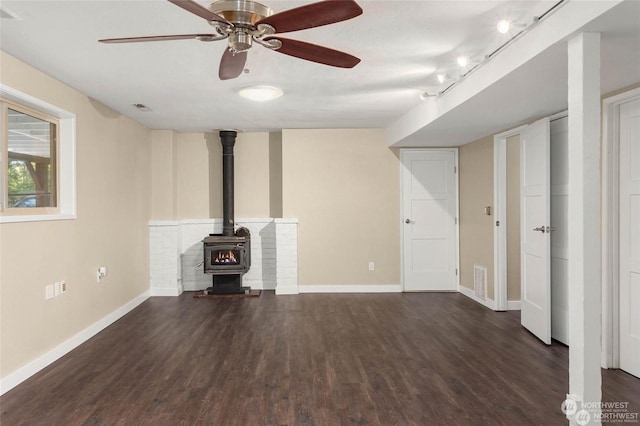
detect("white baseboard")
(0, 290), (150, 396)
(458, 285), (496, 310)
(275, 285), (300, 295)
(298, 284), (402, 293)
(507, 300), (521, 310)
(150, 285), (183, 296)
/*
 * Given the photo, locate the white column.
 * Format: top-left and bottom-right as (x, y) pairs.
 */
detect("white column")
(567, 32), (601, 423)
(275, 219), (299, 295)
(149, 221), (182, 296)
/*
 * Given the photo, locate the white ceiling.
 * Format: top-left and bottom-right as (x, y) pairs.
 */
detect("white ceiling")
(0, 0), (638, 146)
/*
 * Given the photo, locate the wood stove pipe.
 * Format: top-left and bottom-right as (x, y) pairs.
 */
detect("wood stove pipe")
(220, 130), (236, 237)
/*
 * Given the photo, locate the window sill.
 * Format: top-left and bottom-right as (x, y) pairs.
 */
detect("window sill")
(0, 213), (77, 224)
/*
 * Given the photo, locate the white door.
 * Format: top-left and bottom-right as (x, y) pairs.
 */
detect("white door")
(520, 118), (552, 344)
(402, 150), (457, 291)
(550, 117), (570, 345)
(619, 98), (640, 378)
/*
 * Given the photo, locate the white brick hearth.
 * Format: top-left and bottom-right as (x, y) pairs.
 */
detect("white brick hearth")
(149, 218), (298, 296)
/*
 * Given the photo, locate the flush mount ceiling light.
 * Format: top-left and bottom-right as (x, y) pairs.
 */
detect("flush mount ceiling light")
(456, 56), (469, 67)
(238, 85), (284, 101)
(437, 74), (446, 84)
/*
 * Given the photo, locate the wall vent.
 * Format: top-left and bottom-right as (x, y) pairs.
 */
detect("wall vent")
(474, 265), (487, 300)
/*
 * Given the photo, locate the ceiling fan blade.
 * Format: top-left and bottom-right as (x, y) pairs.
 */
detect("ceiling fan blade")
(167, 0), (230, 25)
(256, 0), (362, 34)
(265, 37), (360, 68)
(99, 34), (216, 43)
(219, 49), (247, 80)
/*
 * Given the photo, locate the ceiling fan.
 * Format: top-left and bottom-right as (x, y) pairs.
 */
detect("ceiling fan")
(99, 0), (363, 80)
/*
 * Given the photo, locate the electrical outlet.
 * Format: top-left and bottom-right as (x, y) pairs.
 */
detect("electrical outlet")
(54, 281), (61, 297)
(60, 280), (67, 294)
(45, 284), (54, 300)
(368, 261), (375, 271)
(97, 266), (107, 283)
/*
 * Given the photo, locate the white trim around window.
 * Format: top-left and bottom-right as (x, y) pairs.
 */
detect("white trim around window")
(0, 84), (76, 223)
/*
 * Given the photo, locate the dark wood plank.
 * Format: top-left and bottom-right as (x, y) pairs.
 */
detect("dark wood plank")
(1, 292), (638, 425)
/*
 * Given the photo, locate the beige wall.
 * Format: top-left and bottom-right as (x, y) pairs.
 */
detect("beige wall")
(0, 52), (152, 377)
(269, 132), (283, 218)
(151, 130), (177, 219)
(506, 135), (521, 301)
(459, 136), (494, 299)
(150, 127), (401, 286)
(281, 129), (401, 286)
(233, 132), (272, 218)
(150, 131), (272, 220)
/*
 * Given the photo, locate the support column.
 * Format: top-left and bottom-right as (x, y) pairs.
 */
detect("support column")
(567, 32), (601, 424)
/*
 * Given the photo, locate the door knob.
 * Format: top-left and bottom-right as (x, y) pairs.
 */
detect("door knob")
(405, 219), (415, 224)
(533, 226), (546, 233)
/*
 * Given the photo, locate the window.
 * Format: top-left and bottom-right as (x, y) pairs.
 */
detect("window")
(4, 104), (58, 211)
(1, 84), (76, 223)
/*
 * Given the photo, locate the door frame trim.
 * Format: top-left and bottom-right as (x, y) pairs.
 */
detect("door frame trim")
(400, 148), (459, 292)
(493, 125), (527, 311)
(493, 112), (567, 312)
(601, 86), (640, 368)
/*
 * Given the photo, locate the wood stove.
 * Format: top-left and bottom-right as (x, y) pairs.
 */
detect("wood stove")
(202, 130), (251, 294)
(203, 228), (251, 275)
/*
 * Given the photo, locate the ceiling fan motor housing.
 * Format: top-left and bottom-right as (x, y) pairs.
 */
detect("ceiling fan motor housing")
(209, 0), (274, 53)
(209, 0), (273, 26)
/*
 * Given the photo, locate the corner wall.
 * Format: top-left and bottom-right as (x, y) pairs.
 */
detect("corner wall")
(150, 131), (273, 220)
(150, 128), (402, 290)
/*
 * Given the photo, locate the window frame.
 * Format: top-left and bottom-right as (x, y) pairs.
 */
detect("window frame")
(0, 84), (76, 223)
(3, 101), (60, 215)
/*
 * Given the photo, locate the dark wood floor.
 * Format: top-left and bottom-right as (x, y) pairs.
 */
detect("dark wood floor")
(1, 292), (639, 425)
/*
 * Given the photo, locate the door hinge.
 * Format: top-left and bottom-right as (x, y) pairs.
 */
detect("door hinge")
(455, 268), (458, 276)
(455, 217), (458, 225)
(496, 221), (500, 226)
(454, 166), (457, 173)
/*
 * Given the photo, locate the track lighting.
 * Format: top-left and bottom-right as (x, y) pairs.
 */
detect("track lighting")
(419, 92), (436, 100)
(497, 19), (511, 34)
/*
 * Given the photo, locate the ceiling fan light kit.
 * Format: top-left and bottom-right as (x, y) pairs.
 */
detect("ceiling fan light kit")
(99, 0), (363, 80)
